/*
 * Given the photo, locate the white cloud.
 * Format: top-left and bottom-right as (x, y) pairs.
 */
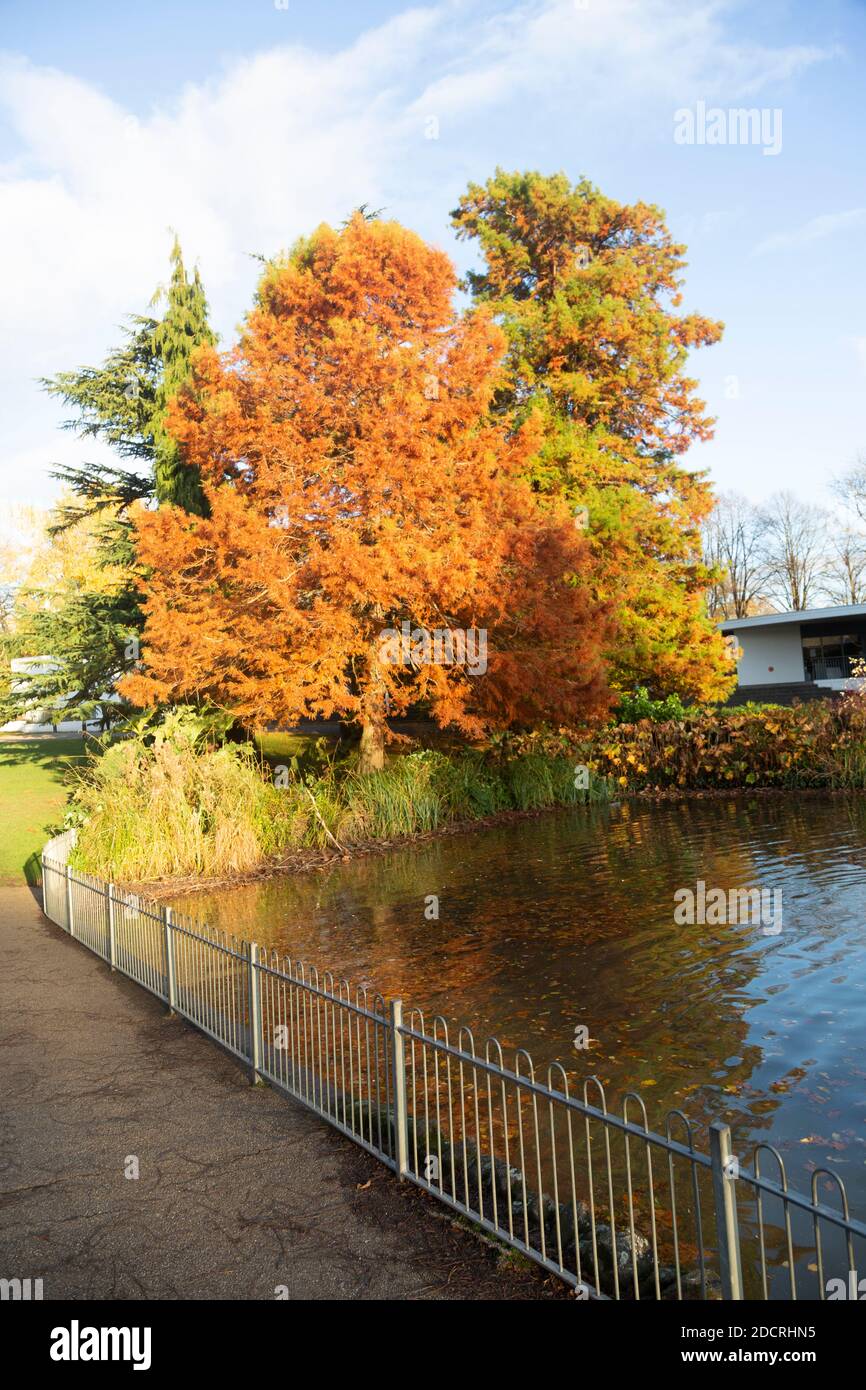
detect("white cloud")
(412, 0), (830, 120)
(754, 208), (866, 255)
(0, 0), (834, 506)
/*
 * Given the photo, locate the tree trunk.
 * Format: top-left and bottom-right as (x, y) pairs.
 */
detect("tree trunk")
(358, 717), (385, 773)
(359, 634), (388, 773)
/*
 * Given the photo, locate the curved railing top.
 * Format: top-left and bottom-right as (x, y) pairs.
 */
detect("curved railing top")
(42, 828), (77, 866)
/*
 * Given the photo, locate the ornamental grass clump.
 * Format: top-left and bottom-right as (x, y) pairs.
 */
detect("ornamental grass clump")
(67, 717), (609, 882)
(68, 730), (296, 881)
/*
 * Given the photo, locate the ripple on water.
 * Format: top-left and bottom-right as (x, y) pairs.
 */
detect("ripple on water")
(172, 794), (866, 1211)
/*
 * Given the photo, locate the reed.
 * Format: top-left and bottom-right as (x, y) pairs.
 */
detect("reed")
(68, 734), (608, 880)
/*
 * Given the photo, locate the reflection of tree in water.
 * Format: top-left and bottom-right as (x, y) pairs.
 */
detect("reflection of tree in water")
(174, 794), (866, 1256)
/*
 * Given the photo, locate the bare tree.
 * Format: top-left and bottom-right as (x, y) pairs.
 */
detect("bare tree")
(702, 492), (770, 619)
(758, 491), (828, 612)
(821, 532), (866, 606)
(831, 453), (866, 525)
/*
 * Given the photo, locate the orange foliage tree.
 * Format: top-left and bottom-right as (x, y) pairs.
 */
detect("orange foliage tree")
(122, 214), (611, 768)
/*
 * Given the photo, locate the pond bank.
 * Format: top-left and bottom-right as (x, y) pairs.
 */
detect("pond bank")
(121, 800), (591, 898)
(121, 783), (857, 899)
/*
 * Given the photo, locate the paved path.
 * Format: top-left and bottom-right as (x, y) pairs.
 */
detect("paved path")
(0, 887), (561, 1301)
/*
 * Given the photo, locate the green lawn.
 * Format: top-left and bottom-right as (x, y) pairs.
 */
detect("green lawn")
(254, 731), (318, 762)
(254, 723), (474, 764)
(0, 738), (85, 885)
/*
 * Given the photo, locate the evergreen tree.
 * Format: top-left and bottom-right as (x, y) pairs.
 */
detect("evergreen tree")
(150, 239), (214, 513)
(1, 240), (213, 726)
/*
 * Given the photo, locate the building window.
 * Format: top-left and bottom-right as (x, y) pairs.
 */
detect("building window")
(802, 633), (862, 680)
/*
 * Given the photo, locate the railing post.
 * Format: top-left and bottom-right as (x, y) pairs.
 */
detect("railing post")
(65, 863), (74, 937)
(389, 998), (409, 1179)
(248, 942), (262, 1084)
(107, 883), (116, 971)
(164, 906), (177, 1013)
(710, 1121), (744, 1300)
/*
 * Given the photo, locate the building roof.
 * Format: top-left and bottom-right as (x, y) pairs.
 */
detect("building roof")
(720, 603), (866, 632)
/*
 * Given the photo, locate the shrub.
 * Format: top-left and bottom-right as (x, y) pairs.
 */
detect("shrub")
(612, 686), (690, 724)
(581, 700), (866, 792)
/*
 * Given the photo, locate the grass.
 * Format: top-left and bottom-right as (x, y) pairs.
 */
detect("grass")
(254, 731), (318, 761)
(68, 731), (609, 883)
(0, 737), (84, 885)
(0, 723), (608, 888)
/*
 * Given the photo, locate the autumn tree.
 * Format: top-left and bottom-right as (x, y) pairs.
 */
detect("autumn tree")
(0, 495), (134, 729)
(123, 214), (611, 767)
(0, 504), (44, 636)
(452, 169), (734, 702)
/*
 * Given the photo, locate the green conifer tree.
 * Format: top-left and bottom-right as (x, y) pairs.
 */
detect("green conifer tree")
(1, 239), (214, 727)
(150, 238), (214, 513)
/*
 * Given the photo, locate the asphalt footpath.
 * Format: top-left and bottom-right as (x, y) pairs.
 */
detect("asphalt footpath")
(0, 886), (562, 1301)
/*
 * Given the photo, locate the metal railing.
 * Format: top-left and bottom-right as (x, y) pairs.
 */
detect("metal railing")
(41, 834), (866, 1301)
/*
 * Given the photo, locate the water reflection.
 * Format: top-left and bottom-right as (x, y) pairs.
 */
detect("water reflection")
(173, 796), (866, 1212)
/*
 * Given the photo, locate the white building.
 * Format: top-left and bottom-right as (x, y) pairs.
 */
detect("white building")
(720, 604), (866, 704)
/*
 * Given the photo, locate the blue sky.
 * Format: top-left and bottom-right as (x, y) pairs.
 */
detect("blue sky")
(1, 0), (864, 512)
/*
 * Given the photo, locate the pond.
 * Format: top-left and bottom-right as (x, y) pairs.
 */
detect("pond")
(171, 794), (866, 1228)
